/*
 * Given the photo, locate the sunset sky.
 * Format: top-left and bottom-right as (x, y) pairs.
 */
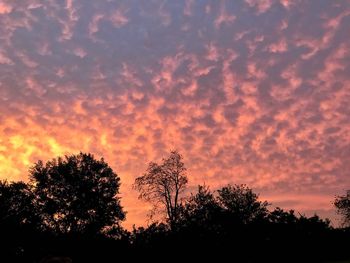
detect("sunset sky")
(0, 0), (350, 228)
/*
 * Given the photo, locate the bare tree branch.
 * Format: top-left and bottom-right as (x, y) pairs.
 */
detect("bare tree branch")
(133, 151), (188, 227)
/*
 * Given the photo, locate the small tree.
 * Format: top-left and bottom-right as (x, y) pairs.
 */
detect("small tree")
(133, 151), (188, 227)
(334, 190), (350, 227)
(29, 152), (125, 235)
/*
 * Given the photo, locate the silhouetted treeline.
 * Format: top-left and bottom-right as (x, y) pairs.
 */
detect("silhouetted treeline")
(130, 185), (350, 262)
(0, 152), (349, 262)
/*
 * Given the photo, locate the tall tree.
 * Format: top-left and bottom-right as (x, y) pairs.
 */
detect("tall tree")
(334, 190), (350, 227)
(29, 152), (125, 235)
(133, 151), (188, 227)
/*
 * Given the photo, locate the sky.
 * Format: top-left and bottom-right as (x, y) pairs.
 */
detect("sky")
(0, 0), (350, 228)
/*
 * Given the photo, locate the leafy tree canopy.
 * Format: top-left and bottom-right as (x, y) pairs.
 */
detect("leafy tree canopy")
(29, 152), (125, 235)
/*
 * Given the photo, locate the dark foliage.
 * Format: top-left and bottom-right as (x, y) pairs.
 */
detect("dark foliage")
(0, 152), (349, 262)
(131, 184), (350, 262)
(0, 153), (127, 262)
(0, 181), (41, 261)
(29, 152), (125, 235)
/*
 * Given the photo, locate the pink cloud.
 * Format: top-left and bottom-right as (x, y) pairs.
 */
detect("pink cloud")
(279, 0), (295, 9)
(110, 9), (129, 28)
(72, 47), (87, 58)
(205, 43), (219, 61)
(0, 50), (13, 65)
(245, 0), (273, 14)
(183, 0), (194, 16)
(214, 2), (236, 29)
(89, 13), (104, 36)
(268, 38), (288, 53)
(0, 2), (12, 14)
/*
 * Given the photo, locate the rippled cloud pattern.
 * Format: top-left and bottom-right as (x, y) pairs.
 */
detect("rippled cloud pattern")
(1, 0), (350, 227)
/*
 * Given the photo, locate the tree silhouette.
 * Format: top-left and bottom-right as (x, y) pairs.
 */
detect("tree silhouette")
(133, 151), (188, 227)
(217, 184), (269, 224)
(334, 190), (350, 227)
(29, 152), (125, 235)
(1, 151), (350, 262)
(179, 185), (221, 226)
(178, 184), (270, 230)
(0, 180), (41, 261)
(0, 180), (39, 228)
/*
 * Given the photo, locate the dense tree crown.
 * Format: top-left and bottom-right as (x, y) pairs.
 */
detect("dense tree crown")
(179, 184), (270, 230)
(217, 184), (269, 223)
(29, 152), (125, 235)
(133, 150), (188, 226)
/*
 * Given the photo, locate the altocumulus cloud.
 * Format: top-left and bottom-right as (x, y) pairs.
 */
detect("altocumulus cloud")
(0, 0), (350, 227)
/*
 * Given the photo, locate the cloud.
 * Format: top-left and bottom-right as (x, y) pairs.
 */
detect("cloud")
(0, 0), (349, 228)
(183, 0), (194, 17)
(0, 2), (12, 14)
(214, 1), (236, 29)
(0, 49), (13, 65)
(89, 13), (104, 36)
(268, 38), (288, 53)
(110, 8), (129, 28)
(245, 0), (273, 14)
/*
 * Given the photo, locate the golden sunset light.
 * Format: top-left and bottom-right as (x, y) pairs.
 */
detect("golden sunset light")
(1, 0), (350, 234)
